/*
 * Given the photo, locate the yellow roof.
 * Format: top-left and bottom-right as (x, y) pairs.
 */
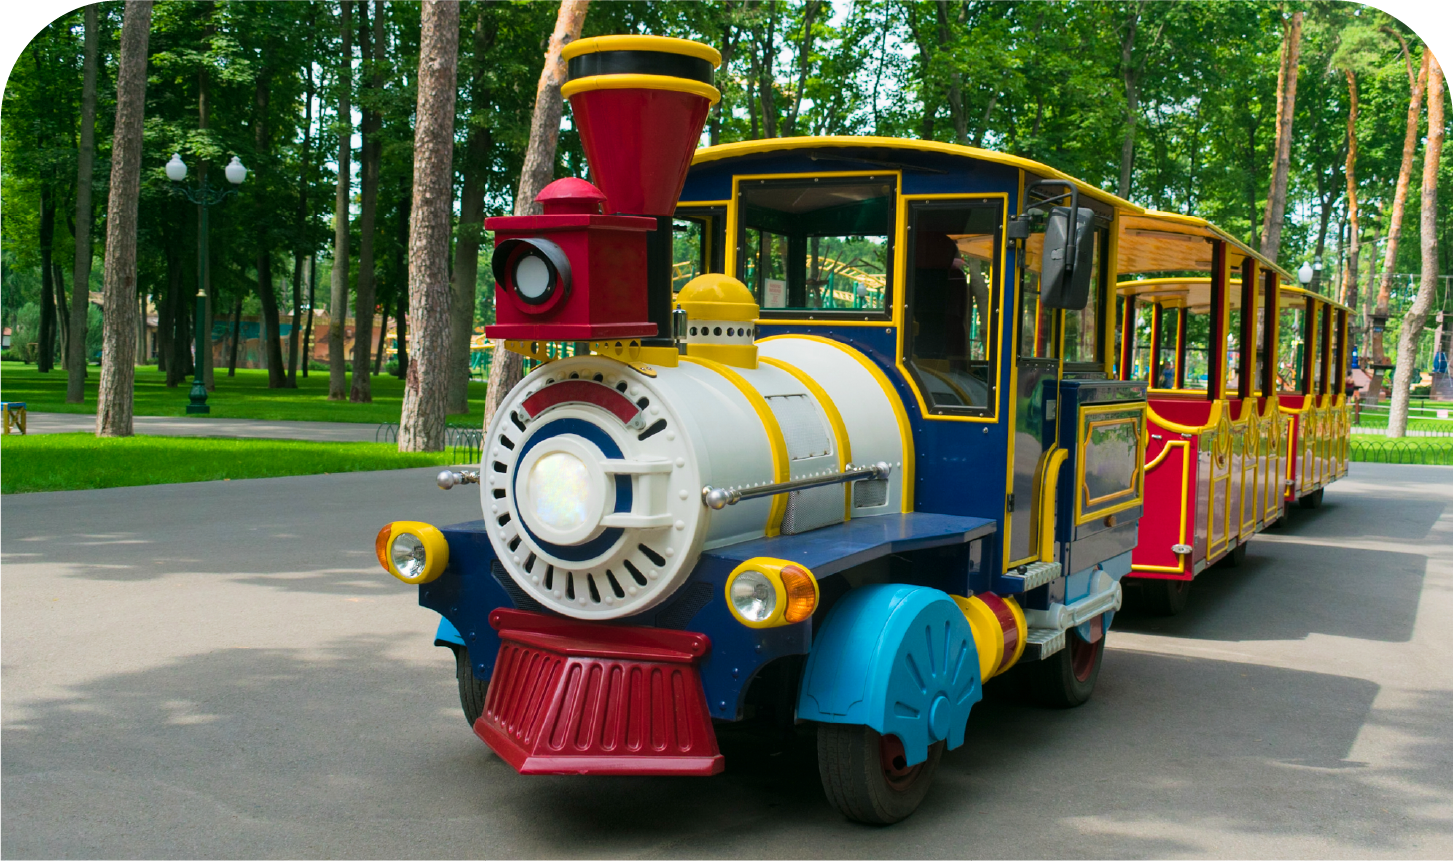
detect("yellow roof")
(1117, 277), (1352, 313)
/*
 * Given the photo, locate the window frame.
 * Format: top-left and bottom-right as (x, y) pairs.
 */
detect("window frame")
(732, 173), (898, 322)
(900, 197), (1005, 419)
(672, 203), (728, 286)
(1062, 222), (1113, 373)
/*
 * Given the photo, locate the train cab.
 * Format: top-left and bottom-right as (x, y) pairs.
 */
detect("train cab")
(1111, 219), (1352, 613)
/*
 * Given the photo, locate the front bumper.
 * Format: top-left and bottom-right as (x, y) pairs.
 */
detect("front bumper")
(474, 609), (725, 776)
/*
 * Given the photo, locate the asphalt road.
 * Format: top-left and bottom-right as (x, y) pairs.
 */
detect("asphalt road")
(3, 463), (1450, 858)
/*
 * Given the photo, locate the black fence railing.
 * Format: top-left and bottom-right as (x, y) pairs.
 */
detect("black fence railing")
(375, 423), (483, 464)
(1349, 437), (1453, 466)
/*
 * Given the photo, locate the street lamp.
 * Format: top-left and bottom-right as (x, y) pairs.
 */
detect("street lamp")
(166, 153), (246, 414)
(1298, 261), (1314, 286)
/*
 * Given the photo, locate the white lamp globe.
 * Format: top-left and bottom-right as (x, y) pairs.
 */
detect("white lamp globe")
(224, 156), (247, 185)
(1298, 261), (1313, 285)
(165, 153), (187, 182)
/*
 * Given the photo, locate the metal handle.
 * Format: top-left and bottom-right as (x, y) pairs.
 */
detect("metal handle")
(437, 469), (480, 490)
(702, 462), (891, 510)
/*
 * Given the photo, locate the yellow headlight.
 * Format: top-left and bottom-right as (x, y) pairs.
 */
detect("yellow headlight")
(724, 558), (819, 628)
(376, 521), (450, 585)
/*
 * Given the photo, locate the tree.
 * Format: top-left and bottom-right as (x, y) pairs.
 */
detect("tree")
(1338, 69), (1360, 312)
(1388, 55), (1443, 438)
(397, 0), (460, 452)
(1259, 9), (1303, 262)
(328, 0), (353, 401)
(482, 0), (589, 433)
(1115, 1), (1175, 200)
(350, 0), (384, 403)
(97, 0), (153, 438)
(1371, 35), (1429, 364)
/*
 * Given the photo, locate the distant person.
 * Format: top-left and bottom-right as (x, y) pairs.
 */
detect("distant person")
(1158, 359), (1174, 389)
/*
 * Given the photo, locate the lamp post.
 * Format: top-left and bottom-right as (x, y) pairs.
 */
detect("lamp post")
(1298, 260), (1314, 287)
(166, 153), (246, 414)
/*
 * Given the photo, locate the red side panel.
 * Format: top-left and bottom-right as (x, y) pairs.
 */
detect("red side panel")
(473, 609), (724, 777)
(1129, 406), (1200, 581)
(520, 379), (643, 426)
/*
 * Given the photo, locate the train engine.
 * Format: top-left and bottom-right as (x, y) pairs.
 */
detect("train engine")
(376, 35), (1139, 825)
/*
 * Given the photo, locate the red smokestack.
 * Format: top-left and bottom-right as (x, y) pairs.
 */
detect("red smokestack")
(560, 37), (722, 217)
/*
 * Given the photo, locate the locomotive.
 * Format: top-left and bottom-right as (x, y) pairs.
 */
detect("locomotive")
(375, 34), (1348, 824)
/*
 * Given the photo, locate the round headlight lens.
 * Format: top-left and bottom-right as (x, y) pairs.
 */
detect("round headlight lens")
(514, 254), (552, 301)
(527, 451), (590, 534)
(730, 570), (777, 623)
(390, 532), (427, 580)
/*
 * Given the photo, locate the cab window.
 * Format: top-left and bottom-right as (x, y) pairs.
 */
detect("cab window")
(737, 177), (894, 317)
(672, 206), (725, 294)
(1063, 227), (1107, 367)
(903, 200), (1002, 414)
(1018, 233), (1058, 359)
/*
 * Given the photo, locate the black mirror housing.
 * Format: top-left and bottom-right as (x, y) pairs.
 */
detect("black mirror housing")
(1039, 206), (1095, 310)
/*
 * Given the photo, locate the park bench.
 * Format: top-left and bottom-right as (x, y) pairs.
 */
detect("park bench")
(2, 401), (26, 435)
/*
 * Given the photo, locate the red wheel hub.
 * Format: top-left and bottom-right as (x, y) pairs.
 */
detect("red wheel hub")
(1069, 634), (1100, 683)
(879, 733), (922, 791)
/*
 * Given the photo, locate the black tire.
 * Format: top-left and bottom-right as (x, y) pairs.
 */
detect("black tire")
(1223, 541), (1249, 568)
(1298, 487), (1324, 510)
(1024, 630), (1105, 708)
(817, 724), (944, 825)
(454, 647), (488, 726)
(1133, 577), (1191, 616)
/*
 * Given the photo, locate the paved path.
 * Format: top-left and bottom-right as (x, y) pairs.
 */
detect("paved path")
(23, 412), (385, 442)
(3, 464), (1450, 857)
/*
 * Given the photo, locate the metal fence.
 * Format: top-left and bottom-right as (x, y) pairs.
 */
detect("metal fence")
(375, 423), (484, 464)
(1349, 437), (1453, 466)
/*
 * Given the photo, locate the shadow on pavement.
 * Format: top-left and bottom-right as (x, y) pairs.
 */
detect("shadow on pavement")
(5, 633), (1447, 858)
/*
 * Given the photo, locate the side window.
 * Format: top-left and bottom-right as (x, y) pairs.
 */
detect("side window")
(1063, 227), (1106, 366)
(672, 206), (726, 294)
(1148, 303), (1179, 389)
(1277, 296), (1306, 393)
(903, 200), (1002, 414)
(1018, 233), (1057, 359)
(737, 177), (894, 316)
(1181, 308), (1211, 390)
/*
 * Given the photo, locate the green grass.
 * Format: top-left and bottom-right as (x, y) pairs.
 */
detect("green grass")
(1, 432), (454, 494)
(0, 364), (489, 424)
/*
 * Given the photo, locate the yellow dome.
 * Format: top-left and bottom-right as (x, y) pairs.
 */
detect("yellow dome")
(675, 274), (758, 323)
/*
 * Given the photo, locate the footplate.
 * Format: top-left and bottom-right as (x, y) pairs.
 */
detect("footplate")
(474, 608), (725, 776)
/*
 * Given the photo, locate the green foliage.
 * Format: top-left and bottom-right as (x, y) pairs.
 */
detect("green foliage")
(0, 432), (453, 494)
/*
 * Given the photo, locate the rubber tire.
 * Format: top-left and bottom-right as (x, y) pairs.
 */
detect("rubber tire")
(1024, 630), (1105, 708)
(455, 647), (488, 727)
(1299, 487), (1324, 510)
(817, 724), (944, 825)
(1135, 577), (1191, 616)
(1223, 541), (1249, 568)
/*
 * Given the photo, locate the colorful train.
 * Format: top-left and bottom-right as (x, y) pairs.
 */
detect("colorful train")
(374, 35), (1350, 824)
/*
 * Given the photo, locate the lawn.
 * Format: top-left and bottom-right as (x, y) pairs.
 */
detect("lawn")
(0, 432), (457, 494)
(0, 364), (489, 425)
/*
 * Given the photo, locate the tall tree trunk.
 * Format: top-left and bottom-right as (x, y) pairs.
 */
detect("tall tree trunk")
(303, 255), (316, 377)
(785, 0), (820, 137)
(97, 0), (152, 438)
(1372, 49), (1430, 364)
(935, 1), (966, 144)
(394, 289), (407, 378)
(289, 42), (315, 388)
(1259, 10), (1302, 263)
(164, 228), (191, 385)
(67, 3), (99, 401)
(38, 179), (57, 372)
(328, 0), (353, 400)
(252, 70), (286, 387)
(351, 1), (383, 403)
(398, 0), (460, 452)
(1389, 57), (1444, 438)
(228, 292), (242, 376)
(1116, 7), (1141, 200)
(1340, 70), (1360, 323)
(483, 0), (589, 432)
(448, 10), (496, 415)
(757, 5), (778, 138)
(375, 305), (389, 374)
(55, 262), (70, 367)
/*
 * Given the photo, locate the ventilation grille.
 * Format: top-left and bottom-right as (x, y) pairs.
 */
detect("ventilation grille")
(766, 394), (831, 460)
(655, 581), (716, 629)
(492, 560), (545, 613)
(782, 484), (844, 535)
(854, 478), (889, 509)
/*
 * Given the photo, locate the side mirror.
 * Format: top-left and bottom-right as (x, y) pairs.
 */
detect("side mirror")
(1039, 205), (1095, 310)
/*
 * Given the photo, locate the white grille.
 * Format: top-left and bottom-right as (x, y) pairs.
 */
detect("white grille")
(854, 478), (889, 509)
(782, 484), (844, 535)
(767, 394), (831, 460)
